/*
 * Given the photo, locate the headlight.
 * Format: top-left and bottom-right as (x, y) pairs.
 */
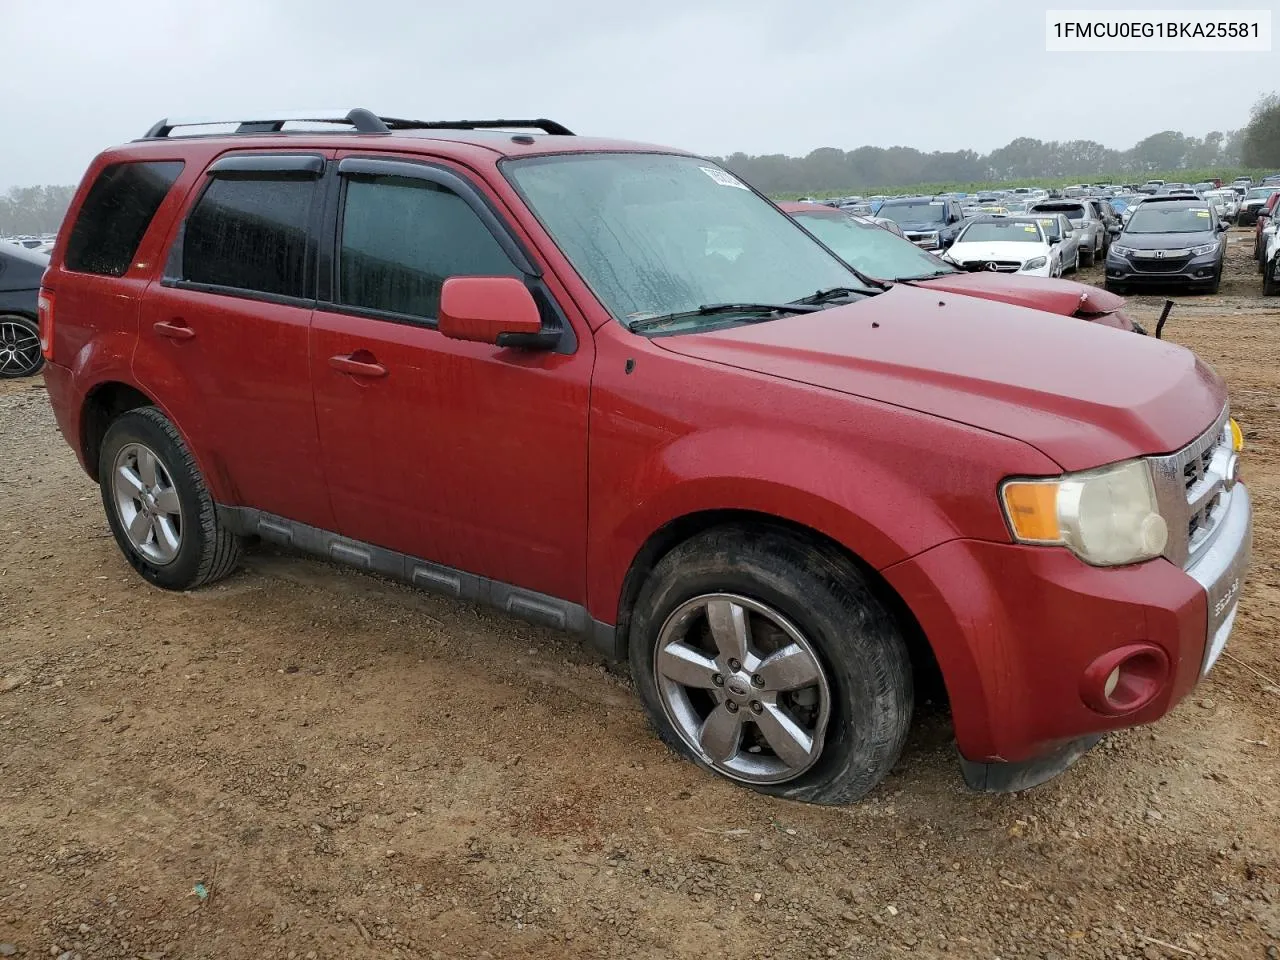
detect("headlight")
(1111, 244), (1135, 256)
(1021, 257), (1048, 271)
(1190, 242), (1219, 256)
(1001, 460), (1168, 566)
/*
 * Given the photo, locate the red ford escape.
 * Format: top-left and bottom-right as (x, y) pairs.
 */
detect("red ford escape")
(40, 110), (1252, 803)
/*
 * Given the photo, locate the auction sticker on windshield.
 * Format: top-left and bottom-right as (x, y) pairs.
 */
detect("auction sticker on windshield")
(700, 167), (750, 189)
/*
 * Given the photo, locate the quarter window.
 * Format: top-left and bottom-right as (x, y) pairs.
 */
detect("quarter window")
(65, 161), (184, 276)
(183, 176), (316, 298)
(337, 175), (521, 320)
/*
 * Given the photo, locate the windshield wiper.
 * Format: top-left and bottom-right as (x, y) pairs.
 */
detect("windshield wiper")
(897, 269), (957, 281)
(789, 286), (876, 306)
(628, 302), (820, 332)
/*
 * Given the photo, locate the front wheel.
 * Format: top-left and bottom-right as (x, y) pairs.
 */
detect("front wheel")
(1264, 259), (1279, 296)
(99, 407), (242, 590)
(0, 315), (43, 379)
(628, 525), (913, 805)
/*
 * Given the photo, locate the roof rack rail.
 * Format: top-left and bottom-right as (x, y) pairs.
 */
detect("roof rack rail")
(378, 117), (575, 136)
(141, 108), (390, 139)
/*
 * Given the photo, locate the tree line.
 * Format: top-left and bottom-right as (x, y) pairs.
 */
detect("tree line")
(5, 95), (1280, 234)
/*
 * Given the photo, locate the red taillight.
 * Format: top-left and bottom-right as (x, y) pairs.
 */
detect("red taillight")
(37, 291), (54, 360)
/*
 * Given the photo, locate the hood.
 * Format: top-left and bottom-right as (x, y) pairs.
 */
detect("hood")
(947, 240), (1047, 262)
(1116, 230), (1216, 251)
(888, 221), (945, 233)
(913, 272), (1124, 317)
(653, 284), (1224, 471)
(0, 244), (49, 293)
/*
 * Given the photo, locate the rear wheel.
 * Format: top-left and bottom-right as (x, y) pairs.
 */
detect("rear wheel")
(0, 315), (43, 379)
(99, 407), (242, 590)
(1081, 244), (1095, 267)
(628, 525), (913, 805)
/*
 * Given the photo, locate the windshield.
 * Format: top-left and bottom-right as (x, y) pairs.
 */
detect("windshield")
(877, 201), (947, 225)
(504, 154), (867, 328)
(1034, 217), (1064, 239)
(791, 211), (954, 280)
(957, 221), (1044, 244)
(1125, 204), (1215, 233)
(1034, 204), (1085, 220)
(1247, 187), (1279, 200)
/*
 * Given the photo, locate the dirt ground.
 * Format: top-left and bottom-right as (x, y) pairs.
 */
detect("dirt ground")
(1, 231), (1278, 960)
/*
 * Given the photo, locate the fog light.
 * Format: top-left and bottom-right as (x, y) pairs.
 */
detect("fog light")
(1081, 644), (1169, 716)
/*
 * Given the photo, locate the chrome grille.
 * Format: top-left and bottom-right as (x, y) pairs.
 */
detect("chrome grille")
(1148, 407), (1235, 568)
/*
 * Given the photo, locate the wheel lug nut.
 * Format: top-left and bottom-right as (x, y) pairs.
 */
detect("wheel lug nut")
(725, 701), (739, 713)
(727, 658), (741, 671)
(750, 700), (763, 714)
(751, 674), (765, 688)
(712, 673), (724, 687)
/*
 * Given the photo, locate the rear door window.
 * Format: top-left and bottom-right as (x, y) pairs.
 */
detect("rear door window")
(336, 174), (521, 321)
(182, 174), (318, 299)
(64, 161), (185, 276)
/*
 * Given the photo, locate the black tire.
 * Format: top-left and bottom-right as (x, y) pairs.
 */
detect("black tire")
(1081, 245), (1095, 267)
(1264, 259), (1279, 296)
(0, 314), (44, 379)
(1104, 280), (1127, 295)
(1204, 272), (1221, 295)
(628, 524), (913, 805)
(99, 406), (242, 590)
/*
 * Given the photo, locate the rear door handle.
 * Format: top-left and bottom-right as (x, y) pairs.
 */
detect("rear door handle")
(153, 320), (195, 341)
(329, 353), (388, 378)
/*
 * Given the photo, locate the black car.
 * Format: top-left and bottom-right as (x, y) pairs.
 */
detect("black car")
(874, 196), (966, 251)
(0, 242), (47, 378)
(1104, 197), (1228, 294)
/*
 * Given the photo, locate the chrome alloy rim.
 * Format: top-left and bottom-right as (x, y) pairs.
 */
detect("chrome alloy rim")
(111, 442), (183, 565)
(0, 319), (41, 377)
(653, 593), (831, 784)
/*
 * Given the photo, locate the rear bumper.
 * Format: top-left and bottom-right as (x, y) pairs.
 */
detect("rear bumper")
(882, 486), (1251, 772)
(41, 360), (88, 474)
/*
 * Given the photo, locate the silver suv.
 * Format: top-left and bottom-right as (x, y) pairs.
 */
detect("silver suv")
(1028, 199), (1108, 266)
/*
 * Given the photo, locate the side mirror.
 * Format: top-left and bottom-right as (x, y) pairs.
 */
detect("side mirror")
(1219, 219), (1231, 232)
(1108, 224), (1122, 236)
(438, 276), (550, 348)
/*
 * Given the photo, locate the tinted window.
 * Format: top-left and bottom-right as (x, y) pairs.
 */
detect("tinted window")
(337, 175), (520, 319)
(65, 161), (184, 276)
(183, 176), (316, 298)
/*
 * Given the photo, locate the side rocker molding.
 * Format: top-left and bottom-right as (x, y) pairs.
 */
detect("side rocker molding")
(219, 506), (623, 660)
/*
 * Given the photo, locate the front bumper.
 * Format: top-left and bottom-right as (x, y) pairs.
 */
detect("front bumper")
(1106, 251), (1220, 286)
(882, 483), (1251, 779)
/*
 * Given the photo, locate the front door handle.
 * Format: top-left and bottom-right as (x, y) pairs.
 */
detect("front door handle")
(329, 352), (388, 379)
(154, 320), (195, 341)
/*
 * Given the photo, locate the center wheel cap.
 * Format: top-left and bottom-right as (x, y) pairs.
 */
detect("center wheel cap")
(725, 677), (751, 699)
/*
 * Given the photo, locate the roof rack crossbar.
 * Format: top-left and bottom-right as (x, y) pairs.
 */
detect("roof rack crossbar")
(142, 108), (390, 139)
(378, 117), (575, 136)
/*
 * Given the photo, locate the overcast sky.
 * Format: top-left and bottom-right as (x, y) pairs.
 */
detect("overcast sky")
(0, 0), (1273, 191)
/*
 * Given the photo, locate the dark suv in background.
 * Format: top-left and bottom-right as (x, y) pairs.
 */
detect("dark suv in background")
(874, 196), (965, 251)
(1105, 196), (1227, 294)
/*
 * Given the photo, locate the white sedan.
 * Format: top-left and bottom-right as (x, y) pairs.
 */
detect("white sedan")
(942, 217), (1062, 277)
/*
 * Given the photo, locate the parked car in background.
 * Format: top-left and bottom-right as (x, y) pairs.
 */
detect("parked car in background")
(0, 242), (47, 378)
(1262, 225), (1280, 295)
(1140, 179), (1166, 194)
(1029, 199), (1109, 265)
(44, 111), (1251, 803)
(1105, 196), (1227, 294)
(1156, 183), (1196, 195)
(874, 196), (966, 250)
(1252, 192), (1280, 267)
(1204, 189), (1239, 222)
(1238, 186), (1280, 226)
(942, 216), (1063, 277)
(1031, 213), (1082, 273)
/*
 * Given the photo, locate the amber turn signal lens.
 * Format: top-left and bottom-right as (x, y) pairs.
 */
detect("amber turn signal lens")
(1228, 418), (1244, 452)
(1001, 481), (1062, 543)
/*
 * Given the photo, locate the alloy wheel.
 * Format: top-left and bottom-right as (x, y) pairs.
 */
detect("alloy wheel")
(0, 319), (41, 378)
(111, 442), (184, 565)
(653, 593), (832, 784)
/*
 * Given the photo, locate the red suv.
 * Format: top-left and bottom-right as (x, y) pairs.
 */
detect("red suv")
(40, 110), (1252, 803)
